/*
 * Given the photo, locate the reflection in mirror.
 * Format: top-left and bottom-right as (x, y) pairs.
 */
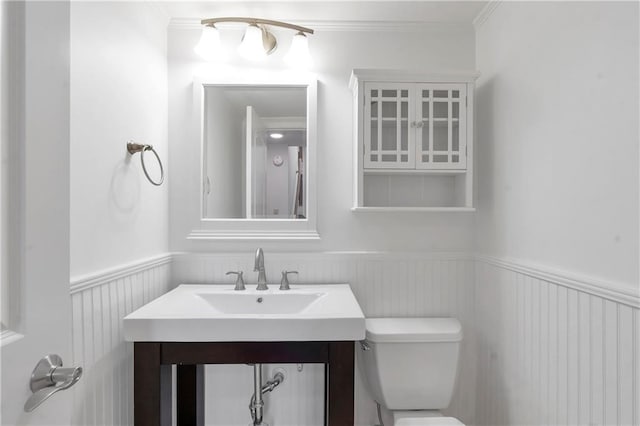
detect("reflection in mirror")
(202, 86), (307, 219)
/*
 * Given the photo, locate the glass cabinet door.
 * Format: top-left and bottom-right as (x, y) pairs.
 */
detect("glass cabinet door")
(363, 83), (414, 169)
(415, 84), (467, 170)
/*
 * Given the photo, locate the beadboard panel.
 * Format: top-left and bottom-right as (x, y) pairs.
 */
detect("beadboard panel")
(70, 257), (172, 426)
(474, 260), (640, 426)
(69, 253), (637, 426)
(172, 252), (477, 426)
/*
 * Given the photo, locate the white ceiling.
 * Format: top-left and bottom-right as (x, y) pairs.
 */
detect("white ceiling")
(157, 1), (488, 24)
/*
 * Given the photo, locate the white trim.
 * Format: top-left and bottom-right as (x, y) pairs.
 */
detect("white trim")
(187, 230), (321, 240)
(0, 329), (24, 347)
(349, 69), (480, 88)
(69, 253), (172, 295)
(168, 18), (473, 33)
(476, 255), (640, 308)
(472, 0), (502, 30)
(172, 250), (472, 261)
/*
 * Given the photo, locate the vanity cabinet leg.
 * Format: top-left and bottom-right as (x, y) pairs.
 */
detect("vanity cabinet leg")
(134, 342), (172, 426)
(177, 364), (205, 426)
(326, 341), (355, 426)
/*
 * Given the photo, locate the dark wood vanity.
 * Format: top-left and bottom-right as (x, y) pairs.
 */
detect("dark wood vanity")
(134, 340), (355, 426)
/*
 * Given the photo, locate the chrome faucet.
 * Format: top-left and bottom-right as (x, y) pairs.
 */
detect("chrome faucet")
(254, 248), (268, 290)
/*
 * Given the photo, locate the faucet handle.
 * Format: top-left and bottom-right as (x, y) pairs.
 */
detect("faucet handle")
(279, 270), (298, 291)
(226, 271), (245, 291)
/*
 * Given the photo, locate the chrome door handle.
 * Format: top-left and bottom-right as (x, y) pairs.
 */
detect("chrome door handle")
(24, 354), (82, 412)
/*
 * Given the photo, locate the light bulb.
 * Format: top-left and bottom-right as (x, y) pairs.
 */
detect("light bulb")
(284, 32), (311, 68)
(194, 25), (222, 61)
(238, 24), (267, 60)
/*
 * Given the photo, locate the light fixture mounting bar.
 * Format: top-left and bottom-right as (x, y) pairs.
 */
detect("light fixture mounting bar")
(200, 17), (314, 34)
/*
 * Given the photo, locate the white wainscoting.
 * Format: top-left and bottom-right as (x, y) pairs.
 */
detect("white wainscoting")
(69, 254), (172, 426)
(474, 259), (639, 426)
(172, 251), (477, 426)
(68, 252), (639, 426)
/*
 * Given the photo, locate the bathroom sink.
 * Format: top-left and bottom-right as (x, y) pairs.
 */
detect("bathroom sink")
(197, 292), (324, 314)
(123, 284), (365, 342)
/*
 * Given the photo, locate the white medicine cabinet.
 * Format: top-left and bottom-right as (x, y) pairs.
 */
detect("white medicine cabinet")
(350, 69), (479, 212)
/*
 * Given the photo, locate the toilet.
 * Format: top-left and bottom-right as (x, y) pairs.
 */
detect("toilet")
(359, 317), (465, 426)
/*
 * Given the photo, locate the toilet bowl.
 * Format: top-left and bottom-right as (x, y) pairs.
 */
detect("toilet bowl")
(359, 318), (465, 426)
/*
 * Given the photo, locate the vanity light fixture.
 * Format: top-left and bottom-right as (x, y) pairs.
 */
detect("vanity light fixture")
(284, 32), (311, 67)
(196, 17), (314, 65)
(194, 24), (222, 61)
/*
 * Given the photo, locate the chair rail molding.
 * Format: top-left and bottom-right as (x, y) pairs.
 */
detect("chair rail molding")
(70, 253), (172, 294)
(475, 254), (640, 308)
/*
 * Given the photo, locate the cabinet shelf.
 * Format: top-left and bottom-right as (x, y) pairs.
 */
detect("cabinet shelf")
(363, 169), (466, 176)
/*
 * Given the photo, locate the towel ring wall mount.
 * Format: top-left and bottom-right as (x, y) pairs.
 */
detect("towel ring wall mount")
(127, 141), (164, 186)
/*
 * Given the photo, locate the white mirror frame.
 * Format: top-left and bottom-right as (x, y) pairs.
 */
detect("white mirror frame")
(187, 75), (319, 240)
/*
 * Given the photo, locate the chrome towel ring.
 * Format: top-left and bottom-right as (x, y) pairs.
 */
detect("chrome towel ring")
(126, 141), (164, 186)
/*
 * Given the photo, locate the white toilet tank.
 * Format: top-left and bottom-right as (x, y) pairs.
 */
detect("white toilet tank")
(360, 318), (462, 410)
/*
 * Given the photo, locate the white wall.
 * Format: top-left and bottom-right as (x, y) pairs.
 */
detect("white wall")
(266, 142), (290, 217)
(68, 3), (171, 425)
(204, 87), (243, 218)
(474, 2), (640, 425)
(70, 2), (169, 277)
(168, 23), (476, 252)
(475, 1), (639, 289)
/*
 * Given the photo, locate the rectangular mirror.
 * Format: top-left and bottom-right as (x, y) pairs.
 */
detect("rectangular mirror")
(202, 85), (307, 219)
(188, 75), (318, 241)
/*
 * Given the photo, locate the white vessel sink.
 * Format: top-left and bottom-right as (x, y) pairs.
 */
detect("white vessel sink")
(123, 284), (365, 342)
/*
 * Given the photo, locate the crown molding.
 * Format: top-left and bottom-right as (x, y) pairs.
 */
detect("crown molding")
(169, 17), (473, 33)
(144, 1), (171, 26)
(473, 0), (502, 30)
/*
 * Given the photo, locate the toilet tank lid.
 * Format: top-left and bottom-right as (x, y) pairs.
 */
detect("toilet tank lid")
(365, 318), (462, 343)
(396, 417), (465, 426)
